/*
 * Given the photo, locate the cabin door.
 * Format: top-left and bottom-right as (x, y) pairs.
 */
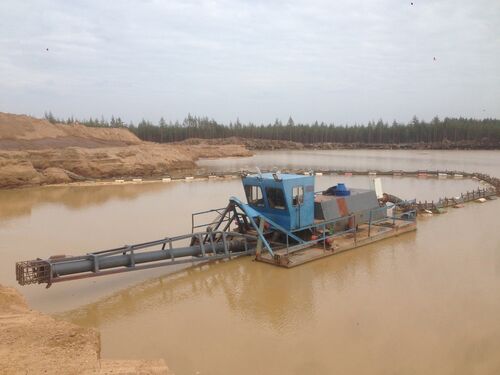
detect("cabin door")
(292, 186), (305, 229)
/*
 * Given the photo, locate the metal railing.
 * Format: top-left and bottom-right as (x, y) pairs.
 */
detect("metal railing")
(417, 187), (495, 211)
(191, 207), (229, 232)
(16, 229), (254, 287)
(280, 203), (416, 256)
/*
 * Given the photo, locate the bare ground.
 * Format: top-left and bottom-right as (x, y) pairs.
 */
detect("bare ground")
(0, 113), (251, 189)
(0, 284), (171, 375)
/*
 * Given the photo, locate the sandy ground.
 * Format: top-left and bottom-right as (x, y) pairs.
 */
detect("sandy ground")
(0, 284), (172, 375)
(0, 113), (251, 188)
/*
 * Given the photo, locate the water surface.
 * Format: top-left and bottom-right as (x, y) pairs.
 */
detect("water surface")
(1, 150), (499, 375)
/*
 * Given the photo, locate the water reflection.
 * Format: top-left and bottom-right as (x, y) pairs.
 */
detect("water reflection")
(59, 230), (417, 333)
(0, 183), (170, 223)
(0, 174), (483, 225)
(0, 173), (481, 318)
(2, 150), (499, 375)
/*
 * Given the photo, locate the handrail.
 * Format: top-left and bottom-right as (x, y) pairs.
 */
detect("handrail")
(62, 230), (254, 262)
(191, 207), (228, 232)
(283, 203), (416, 255)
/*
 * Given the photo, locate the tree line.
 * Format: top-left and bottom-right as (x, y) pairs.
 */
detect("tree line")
(44, 111), (500, 145)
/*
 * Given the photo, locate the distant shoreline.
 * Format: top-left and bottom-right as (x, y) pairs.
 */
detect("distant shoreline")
(242, 140), (500, 151)
(2, 145), (500, 190)
(177, 137), (500, 151)
(1, 112), (499, 190)
(0, 148), (498, 190)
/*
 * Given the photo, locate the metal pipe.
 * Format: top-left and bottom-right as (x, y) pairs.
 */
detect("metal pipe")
(52, 240), (247, 277)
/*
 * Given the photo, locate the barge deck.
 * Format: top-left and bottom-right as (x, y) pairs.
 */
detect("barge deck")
(256, 218), (417, 268)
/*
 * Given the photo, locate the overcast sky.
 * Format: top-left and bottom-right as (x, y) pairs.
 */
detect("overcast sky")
(0, 0), (499, 124)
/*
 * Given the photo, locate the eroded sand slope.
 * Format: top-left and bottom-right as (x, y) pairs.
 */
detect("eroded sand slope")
(0, 113), (251, 188)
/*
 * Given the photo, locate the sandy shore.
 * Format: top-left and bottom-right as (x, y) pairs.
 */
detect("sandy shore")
(0, 284), (172, 374)
(0, 142), (251, 189)
(0, 112), (253, 189)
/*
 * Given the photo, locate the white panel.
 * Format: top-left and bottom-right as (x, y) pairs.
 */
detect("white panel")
(372, 177), (383, 199)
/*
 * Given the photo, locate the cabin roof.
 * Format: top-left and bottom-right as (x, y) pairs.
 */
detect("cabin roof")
(245, 173), (310, 181)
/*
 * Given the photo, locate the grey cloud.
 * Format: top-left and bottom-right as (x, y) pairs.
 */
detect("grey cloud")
(0, 0), (498, 124)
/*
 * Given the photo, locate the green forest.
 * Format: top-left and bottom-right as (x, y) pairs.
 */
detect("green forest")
(44, 112), (500, 145)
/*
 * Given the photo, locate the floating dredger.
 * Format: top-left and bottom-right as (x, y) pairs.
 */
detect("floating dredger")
(16, 172), (417, 287)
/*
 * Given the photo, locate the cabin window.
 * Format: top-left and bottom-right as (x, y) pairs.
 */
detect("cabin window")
(265, 187), (286, 210)
(245, 185), (264, 206)
(292, 186), (304, 206)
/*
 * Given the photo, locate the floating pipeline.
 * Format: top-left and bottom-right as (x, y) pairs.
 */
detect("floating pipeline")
(115, 168), (500, 200)
(15, 169), (498, 287)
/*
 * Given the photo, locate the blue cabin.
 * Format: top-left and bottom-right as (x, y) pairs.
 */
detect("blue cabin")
(242, 173), (315, 230)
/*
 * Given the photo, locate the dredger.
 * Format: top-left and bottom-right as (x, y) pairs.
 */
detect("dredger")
(16, 172), (417, 287)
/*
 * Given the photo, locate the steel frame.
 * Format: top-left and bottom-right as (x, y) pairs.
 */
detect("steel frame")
(16, 230), (254, 287)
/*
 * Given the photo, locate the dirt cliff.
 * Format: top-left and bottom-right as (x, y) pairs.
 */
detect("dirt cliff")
(0, 284), (171, 374)
(0, 113), (251, 188)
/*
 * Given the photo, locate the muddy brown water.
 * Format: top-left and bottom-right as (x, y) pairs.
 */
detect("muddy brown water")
(1, 150), (500, 374)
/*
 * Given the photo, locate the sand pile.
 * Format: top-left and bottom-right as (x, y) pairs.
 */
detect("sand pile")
(0, 113), (251, 188)
(0, 112), (141, 150)
(0, 284), (171, 374)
